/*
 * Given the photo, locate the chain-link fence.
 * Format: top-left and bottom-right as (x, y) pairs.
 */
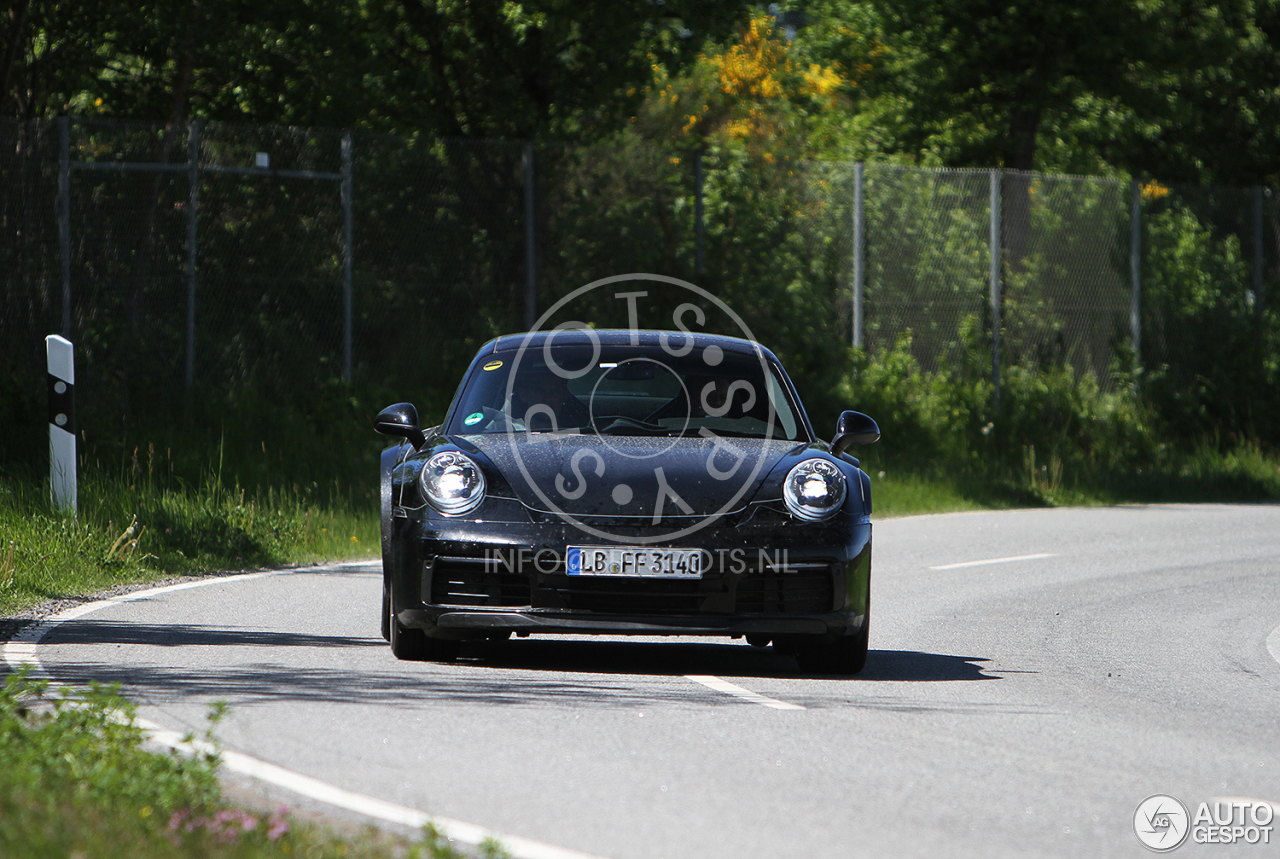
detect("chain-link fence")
(2, 117), (1276, 448)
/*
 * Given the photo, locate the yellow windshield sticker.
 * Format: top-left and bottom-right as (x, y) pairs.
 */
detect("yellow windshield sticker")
(483, 360), (503, 371)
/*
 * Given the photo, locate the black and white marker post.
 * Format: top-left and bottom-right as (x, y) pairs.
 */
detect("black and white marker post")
(46, 335), (77, 513)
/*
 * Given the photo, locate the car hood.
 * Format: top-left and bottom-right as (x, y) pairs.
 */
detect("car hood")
(464, 433), (806, 520)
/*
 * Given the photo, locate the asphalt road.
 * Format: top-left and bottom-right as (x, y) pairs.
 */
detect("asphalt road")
(14, 504), (1280, 858)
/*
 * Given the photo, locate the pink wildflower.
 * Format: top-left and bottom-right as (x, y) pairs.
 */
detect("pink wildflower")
(267, 805), (290, 841)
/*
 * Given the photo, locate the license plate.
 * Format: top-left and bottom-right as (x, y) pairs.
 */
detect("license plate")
(566, 546), (705, 579)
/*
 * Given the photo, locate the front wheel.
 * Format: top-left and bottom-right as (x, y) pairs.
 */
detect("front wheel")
(380, 577), (391, 641)
(388, 603), (429, 661)
(387, 592), (458, 662)
(795, 619), (869, 675)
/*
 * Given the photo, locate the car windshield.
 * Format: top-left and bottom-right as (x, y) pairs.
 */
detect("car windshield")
(448, 343), (805, 440)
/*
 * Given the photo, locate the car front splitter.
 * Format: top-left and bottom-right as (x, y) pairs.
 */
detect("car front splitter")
(413, 609), (866, 637)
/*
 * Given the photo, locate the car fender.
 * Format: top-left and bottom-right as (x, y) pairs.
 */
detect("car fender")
(380, 442), (408, 579)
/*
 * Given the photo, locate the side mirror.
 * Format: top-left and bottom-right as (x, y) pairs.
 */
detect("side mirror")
(831, 410), (880, 456)
(373, 403), (426, 450)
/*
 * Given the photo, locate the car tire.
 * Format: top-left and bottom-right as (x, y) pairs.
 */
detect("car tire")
(795, 619), (869, 676)
(380, 577), (391, 642)
(388, 606), (429, 661)
(387, 592), (460, 663)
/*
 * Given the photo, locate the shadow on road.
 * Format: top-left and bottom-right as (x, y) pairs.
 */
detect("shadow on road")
(31, 620), (1004, 711)
(43, 620), (377, 650)
(858, 649), (1000, 682)
(479, 638), (1000, 683)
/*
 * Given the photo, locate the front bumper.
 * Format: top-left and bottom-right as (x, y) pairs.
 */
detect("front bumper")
(388, 512), (871, 640)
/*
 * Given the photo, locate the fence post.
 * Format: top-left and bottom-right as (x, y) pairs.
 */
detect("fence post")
(341, 131), (354, 382)
(185, 120), (199, 392)
(989, 169), (1002, 409)
(1130, 179), (1142, 382)
(1254, 185), (1264, 318)
(46, 335), (76, 514)
(58, 116), (71, 338)
(852, 161), (865, 350)
(694, 149), (705, 278)
(524, 143), (537, 330)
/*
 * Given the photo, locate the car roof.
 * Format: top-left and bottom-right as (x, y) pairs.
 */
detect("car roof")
(481, 329), (782, 362)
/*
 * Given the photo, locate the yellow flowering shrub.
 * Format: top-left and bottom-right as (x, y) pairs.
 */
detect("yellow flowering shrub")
(634, 11), (870, 160)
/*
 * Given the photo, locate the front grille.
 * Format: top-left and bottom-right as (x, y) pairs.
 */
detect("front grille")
(429, 557), (532, 607)
(735, 566), (833, 614)
(426, 553), (835, 616)
(538, 575), (715, 614)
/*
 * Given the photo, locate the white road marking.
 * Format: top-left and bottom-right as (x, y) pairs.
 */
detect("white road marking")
(929, 553), (1056, 571)
(685, 675), (805, 710)
(135, 718), (606, 859)
(3, 571), (282, 680)
(1267, 622), (1280, 669)
(2, 568), (611, 859)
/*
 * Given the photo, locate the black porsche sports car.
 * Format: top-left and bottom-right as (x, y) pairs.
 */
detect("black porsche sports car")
(374, 329), (880, 673)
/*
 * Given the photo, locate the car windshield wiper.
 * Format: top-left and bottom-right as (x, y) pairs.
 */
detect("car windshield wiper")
(594, 416), (673, 435)
(596, 425), (674, 436)
(525, 426), (588, 435)
(698, 429), (772, 439)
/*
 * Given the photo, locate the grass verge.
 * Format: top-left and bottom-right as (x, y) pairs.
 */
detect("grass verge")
(0, 457), (377, 617)
(0, 669), (507, 859)
(865, 440), (1280, 518)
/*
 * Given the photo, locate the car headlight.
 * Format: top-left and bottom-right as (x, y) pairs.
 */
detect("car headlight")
(782, 458), (847, 522)
(420, 451), (486, 515)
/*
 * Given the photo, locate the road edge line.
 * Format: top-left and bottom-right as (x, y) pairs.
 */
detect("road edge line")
(1, 566), (612, 859)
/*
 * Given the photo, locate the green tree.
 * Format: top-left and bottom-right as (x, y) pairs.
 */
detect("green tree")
(2, 0), (121, 119)
(361, 0), (738, 140)
(1116, 0), (1280, 185)
(816, 0), (1152, 173)
(823, 0), (1279, 184)
(1, 1), (740, 141)
(1, 0), (374, 126)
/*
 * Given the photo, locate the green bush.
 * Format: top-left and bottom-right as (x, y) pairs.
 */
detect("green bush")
(839, 331), (1280, 507)
(1141, 202), (1280, 446)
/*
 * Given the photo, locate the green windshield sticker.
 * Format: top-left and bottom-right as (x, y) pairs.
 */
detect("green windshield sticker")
(464, 412), (484, 426)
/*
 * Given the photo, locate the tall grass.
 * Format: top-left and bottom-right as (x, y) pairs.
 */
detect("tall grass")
(0, 449), (376, 617)
(0, 373), (393, 617)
